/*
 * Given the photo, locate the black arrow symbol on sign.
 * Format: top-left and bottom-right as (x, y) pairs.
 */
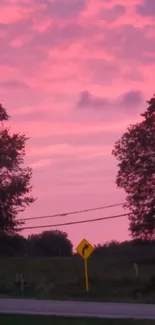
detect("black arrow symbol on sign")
(82, 244), (89, 256)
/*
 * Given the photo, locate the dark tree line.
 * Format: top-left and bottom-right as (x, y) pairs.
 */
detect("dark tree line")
(94, 239), (155, 257)
(0, 230), (73, 257)
(1, 230), (155, 259)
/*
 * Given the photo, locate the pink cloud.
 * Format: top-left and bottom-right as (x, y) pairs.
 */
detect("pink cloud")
(0, 79), (29, 89)
(120, 90), (143, 107)
(0, 5), (27, 24)
(136, 0), (155, 17)
(29, 159), (52, 169)
(78, 90), (108, 109)
(95, 24), (155, 64)
(27, 143), (113, 160)
(99, 5), (126, 23)
(77, 89), (144, 110)
(10, 117), (142, 139)
(46, 0), (86, 19)
(32, 14), (52, 33)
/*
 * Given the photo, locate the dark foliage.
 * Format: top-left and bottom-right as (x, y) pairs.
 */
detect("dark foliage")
(0, 103), (35, 233)
(27, 230), (73, 257)
(112, 96), (155, 239)
(0, 230), (73, 257)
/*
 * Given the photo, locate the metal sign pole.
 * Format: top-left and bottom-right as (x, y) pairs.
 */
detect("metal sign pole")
(84, 258), (89, 292)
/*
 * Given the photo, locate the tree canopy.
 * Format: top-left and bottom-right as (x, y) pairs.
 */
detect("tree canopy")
(0, 104), (35, 233)
(28, 230), (73, 257)
(112, 95), (155, 239)
(0, 230), (73, 257)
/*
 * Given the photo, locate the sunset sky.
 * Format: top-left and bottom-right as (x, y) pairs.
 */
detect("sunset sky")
(0, 0), (155, 248)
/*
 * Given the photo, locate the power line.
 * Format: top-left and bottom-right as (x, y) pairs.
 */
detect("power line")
(18, 212), (129, 231)
(18, 202), (125, 222)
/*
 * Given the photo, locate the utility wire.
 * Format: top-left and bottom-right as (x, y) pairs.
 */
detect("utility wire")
(18, 202), (125, 222)
(18, 212), (129, 231)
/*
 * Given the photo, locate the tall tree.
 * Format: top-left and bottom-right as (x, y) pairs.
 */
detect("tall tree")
(112, 96), (155, 239)
(0, 103), (35, 233)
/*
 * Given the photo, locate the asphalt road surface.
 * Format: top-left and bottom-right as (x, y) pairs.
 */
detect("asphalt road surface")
(0, 298), (155, 319)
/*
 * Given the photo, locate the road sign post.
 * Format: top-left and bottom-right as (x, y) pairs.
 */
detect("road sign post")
(76, 238), (94, 292)
(84, 259), (89, 292)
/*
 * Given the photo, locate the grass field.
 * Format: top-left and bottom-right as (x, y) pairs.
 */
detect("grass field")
(0, 315), (155, 325)
(1, 253), (155, 302)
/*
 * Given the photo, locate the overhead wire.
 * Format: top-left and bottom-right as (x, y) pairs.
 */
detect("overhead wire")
(18, 202), (125, 222)
(18, 212), (129, 231)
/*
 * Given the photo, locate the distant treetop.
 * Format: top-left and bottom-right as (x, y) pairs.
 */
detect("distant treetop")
(0, 104), (9, 121)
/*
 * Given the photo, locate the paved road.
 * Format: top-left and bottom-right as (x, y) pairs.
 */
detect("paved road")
(0, 298), (155, 319)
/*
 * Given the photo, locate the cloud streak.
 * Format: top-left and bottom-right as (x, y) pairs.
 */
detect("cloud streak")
(120, 90), (143, 107)
(77, 90), (144, 110)
(47, 0), (86, 19)
(77, 90), (108, 109)
(99, 5), (126, 22)
(0, 79), (29, 89)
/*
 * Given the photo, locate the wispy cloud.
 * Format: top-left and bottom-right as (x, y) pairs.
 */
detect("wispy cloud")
(120, 90), (143, 107)
(77, 90), (108, 109)
(46, 0), (86, 19)
(29, 159), (52, 169)
(0, 79), (29, 89)
(77, 89), (144, 110)
(99, 5), (126, 22)
(136, 0), (155, 17)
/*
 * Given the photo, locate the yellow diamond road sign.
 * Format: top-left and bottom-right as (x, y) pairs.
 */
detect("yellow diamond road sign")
(76, 238), (94, 259)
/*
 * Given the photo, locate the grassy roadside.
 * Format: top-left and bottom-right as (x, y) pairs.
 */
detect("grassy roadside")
(1, 256), (155, 302)
(0, 315), (155, 325)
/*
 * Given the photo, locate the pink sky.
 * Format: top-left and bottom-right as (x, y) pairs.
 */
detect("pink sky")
(0, 0), (155, 248)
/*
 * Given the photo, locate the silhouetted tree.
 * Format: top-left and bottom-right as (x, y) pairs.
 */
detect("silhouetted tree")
(112, 95), (155, 239)
(0, 232), (27, 256)
(27, 234), (41, 256)
(28, 230), (73, 257)
(0, 103), (35, 233)
(10, 234), (27, 255)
